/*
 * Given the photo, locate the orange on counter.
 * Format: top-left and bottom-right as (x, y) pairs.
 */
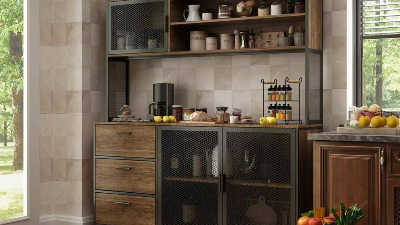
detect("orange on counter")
(297, 216), (310, 225)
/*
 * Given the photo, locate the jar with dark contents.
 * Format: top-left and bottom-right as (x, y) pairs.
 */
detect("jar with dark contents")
(294, 0), (305, 13)
(172, 105), (183, 122)
(286, 0), (295, 14)
(232, 108), (242, 120)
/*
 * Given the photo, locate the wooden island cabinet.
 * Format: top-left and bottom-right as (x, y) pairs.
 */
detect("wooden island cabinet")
(313, 141), (400, 225)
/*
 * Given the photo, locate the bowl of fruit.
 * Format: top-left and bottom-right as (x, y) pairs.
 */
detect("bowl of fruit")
(298, 203), (364, 225)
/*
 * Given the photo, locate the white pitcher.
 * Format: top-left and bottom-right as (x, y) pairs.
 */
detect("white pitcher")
(183, 5), (201, 21)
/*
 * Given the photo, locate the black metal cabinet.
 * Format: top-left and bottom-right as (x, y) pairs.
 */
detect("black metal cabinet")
(157, 127), (298, 225)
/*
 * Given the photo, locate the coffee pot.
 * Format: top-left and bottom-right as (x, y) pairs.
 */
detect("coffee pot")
(149, 83), (174, 117)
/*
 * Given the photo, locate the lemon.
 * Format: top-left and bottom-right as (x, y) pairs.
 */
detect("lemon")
(169, 116), (177, 123)
(380, 116), (386, 127)
(359, 116), (371, 127)
(371, 116), (382, 128)
(269, 117), (277, 125)
(260, 117), (268, 125)
(162, 116), (170, 123)
(387, 116), (399, 128)
(154, 116), (162, 123)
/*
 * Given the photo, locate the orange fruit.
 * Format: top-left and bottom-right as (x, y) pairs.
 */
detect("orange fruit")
(297, 216), (310, 225)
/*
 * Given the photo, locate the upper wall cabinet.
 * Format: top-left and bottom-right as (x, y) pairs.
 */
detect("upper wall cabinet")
(108, 0), (168, 54)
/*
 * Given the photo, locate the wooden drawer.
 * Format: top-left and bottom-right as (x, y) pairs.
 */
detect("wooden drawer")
(388, 144), (400, 177)
(96, 193), (155, 225)
(95, 125), (155, 158)
(96, 159), (155, 194)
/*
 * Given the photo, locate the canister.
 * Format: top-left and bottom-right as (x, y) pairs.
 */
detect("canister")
(271, 2), (282, 15)
(183, 108), (195, 121)
(190, 31), (207, 51)
(220, 34), (234, 50)
(206, 37), (218, 50)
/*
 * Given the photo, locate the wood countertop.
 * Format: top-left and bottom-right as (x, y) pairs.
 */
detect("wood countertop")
(94, 122), (322, 129)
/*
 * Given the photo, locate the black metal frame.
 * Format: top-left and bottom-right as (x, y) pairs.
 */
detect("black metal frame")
(107, 58), (130, 122)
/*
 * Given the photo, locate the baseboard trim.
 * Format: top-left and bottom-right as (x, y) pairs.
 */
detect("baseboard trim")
(40, 215), (93, 224)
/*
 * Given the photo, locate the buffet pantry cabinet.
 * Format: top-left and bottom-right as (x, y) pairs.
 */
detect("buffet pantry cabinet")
(95, 124), (156, 225)
(314, 142), (400, 225)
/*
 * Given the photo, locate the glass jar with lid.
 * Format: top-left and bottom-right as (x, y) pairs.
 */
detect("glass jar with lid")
(286, 0), (295, 14)
(172, 105), (183, 122)
(183, 108), (195, 121)
(120, 105), (131, 115)
(216, 107), (228, 117)
(258, 0), (269, 16)
(294, 0), (305, 13)
(218, 0), (234, 18)
(286, 85), (293, 100)
(232, 108), (242, 120)
(286, 104), (293, 120)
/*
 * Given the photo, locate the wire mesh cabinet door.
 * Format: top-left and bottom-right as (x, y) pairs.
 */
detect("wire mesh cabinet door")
(223, 128), (296, 225)
(108, 0), (168, 54)
(157, 127), (223, 225)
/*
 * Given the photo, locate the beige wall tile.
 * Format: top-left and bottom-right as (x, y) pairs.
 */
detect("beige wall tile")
(269, 54), (290, 65)
(53, 158), (67, 181)
(53, 0), (67, 23)
(67, 22), (83, 45)
(82, 160), (93, 182)
(53, 181), (67, 204)
(82, 68), (91, 91)
(323, 63), (332, 90)
(250, 65), (270, 90)
(40, 136), (53, 159)
(82, 92), (91, 113)
(323, 114), (333, 131)
(40, 0), (53, 23)
(214, 56), (232, 67)
(82, 0), (91, 23)
(91, 69), (101, 91)
(67, 45), (83, 68)
(290, 64), (306, 80)
(130, 91), (148, 114)
(332, 89), (347, 115)
(179, 58), (196, 68)
(148, 59), (162, 68)
(214, 67), (232, 90)
(41, 22), (52, 46)
(332, 0), (346, 11)
(67, 68), (83, 91)
(91, 91), (102, 113)
(162, 58), (179, 68)
(67, 160), (83, 182)
(67, 136), (83, 159)
(52, 46), (67, 68)
(196, 91), (214, 115)
(251, 90), (263, 116)
(323, 0), (332, 11)
(67, 91), (83, 113)
(270, 65), (290, 82)
(40, 159), (52, 182)
(81, 135), (93, 159)
(332, 11), (347, 37)
(82, 22), (91, 45)
(40, 203), (53, 217)
(82, 181), (93, 204)
(163, 69), (180, 88)
(67, 113), (83, 136)
(91, 0), (101, 24)
(323, 37), (332, 63)
(232, 66), (251, 90)
(53, 114), (67, 136)
(53, 91), (67, 114)
(179, 69), (196, 91)
(250, 55), (269, 65)
(41, 114), (53, 136)
(130, 67), (148, 92)
(323, 12), (332, 37)
(196, 57), (214, 67)
(332, 36), (347, 63)
(82, 113), (92, 136)
(67, 203), (83, 217)
(67, 181), (83, 204)
(52, 23), (67, 46)
(41, 91), (52, 114)
(332, 114), (347, 128)
(53, 68), (67, 91)
(41, 46), (53, 68)
(91, 46), (101, 69)
(179, 91), (196, 108)
(332, 63), (347, 89)
(196, 67), (214, 90)
(52, 203), (67, 215)
(232, 90), (251, 116)
(82, 45), (91, 68)
(40, 68), (53, 91)
(90, 24), (101, 46)
(147, 68), (163, 90)
(232, 55), (250, 66)
(53, 136), (67, 158)
(214, 90), (232, 111)
(323, 89), (333, 114)
(131, 59), (147, 69)
(67, 0), (82, 23)
(40, 181), (53, 204)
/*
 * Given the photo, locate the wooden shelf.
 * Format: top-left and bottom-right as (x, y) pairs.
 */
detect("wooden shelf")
(170, 13), (306, 27)
(164, 177), (291, 189)
(108, 46), (305, 58)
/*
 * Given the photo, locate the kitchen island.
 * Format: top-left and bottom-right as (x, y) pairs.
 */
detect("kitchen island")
(309, 132), (400, 225)
(94, 122), (321, 225)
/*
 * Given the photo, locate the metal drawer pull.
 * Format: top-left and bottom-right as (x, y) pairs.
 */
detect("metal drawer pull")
(394, 153), (400, 163)
(116, 132), (132, 135)
(115, 202), (132, 205)
(116, 167), (132, 170)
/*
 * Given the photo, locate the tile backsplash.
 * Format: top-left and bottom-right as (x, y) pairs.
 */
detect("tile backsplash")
(129, 53), (306, 121)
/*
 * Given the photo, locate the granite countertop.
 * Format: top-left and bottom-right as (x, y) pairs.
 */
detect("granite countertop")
(95, 121), (323, 129)
(308, 132), (400, 143)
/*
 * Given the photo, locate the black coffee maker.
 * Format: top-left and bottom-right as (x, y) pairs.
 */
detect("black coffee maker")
(149, 83), (174, 116)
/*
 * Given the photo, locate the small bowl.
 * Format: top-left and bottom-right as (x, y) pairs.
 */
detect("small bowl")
(236, 6), (253, 17)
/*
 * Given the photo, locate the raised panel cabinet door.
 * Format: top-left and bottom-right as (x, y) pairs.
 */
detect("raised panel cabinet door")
(96, 193), (155, 225)
(96, 159), (156, 194)
(314, 142), (384, 225)
(387, 144), (400, 177)
(95, 125), (156, 158)
(386, 179), (400, 225)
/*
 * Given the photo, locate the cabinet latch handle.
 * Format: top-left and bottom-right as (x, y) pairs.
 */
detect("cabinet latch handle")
(116, 167), (132, 170)
(381, 148), (385, 173)
(116, 132), (132, 135)
(394, 153), (400, 163)
(115, 202), (132, 205)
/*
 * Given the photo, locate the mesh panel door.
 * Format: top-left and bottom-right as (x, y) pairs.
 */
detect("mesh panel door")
(159, 128), (222, 225)
(108, 61), (128, 119)
(396, 188), (400, 224)
(224, 128), (295, 225)
(109, 0), (167, 54)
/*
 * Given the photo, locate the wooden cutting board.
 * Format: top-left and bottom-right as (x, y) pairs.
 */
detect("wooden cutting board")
(337, 126), (400, 135)
(255, 32), (285, 48)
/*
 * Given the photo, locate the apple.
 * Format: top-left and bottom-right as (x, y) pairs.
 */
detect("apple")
(309, 218), (323, 225)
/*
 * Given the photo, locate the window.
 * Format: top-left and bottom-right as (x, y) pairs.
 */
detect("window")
(357, 0), (400, 111)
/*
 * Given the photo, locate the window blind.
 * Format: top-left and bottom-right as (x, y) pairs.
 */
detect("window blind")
(362, 0), (400, 39)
